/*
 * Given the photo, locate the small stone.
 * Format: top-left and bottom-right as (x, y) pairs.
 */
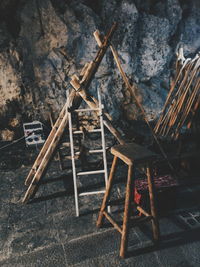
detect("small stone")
(0, 129), (14, 141)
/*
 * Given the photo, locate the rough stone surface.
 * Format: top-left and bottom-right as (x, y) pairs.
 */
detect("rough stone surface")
(0, 144), (200, 266)
(0, 0), (199, 136)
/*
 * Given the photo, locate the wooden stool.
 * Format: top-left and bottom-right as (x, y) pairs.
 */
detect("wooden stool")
(96, 143), (160, 258)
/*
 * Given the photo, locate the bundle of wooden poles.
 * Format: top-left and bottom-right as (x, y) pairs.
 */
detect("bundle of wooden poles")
(154, 48), (200, 140)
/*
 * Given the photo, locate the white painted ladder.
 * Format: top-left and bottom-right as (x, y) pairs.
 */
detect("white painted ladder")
(68, 88), (109, 217)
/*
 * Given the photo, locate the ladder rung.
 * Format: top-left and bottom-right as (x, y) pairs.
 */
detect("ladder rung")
(75, 149), (103, 155)
(79, 190), (105, 196)
(61, 142), (70, 147)
(73, 129), (101, 134)
(77, 170), (105, 176)
(73, 108), (101, 112)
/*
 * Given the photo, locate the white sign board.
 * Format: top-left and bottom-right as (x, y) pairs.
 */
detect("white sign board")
(23, 121), (45, 147)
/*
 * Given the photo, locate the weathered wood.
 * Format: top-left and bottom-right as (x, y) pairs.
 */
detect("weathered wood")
(146, 165), (160, 242)
(24, 100), (69, 186)
(111, 143), (157, 165)
(49, 112), (64, 171)
(103, 211), (122, 234)
(120, 165), (133, 258)
(155, 54), (200, 138)
(136, 205), (151, 217)
(97, 156), (118, 227)
(22, 90), (76, 203)
(154, 58), (192, 133)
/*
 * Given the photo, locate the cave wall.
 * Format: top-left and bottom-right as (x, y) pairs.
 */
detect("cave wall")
(0, 0), (199, 138)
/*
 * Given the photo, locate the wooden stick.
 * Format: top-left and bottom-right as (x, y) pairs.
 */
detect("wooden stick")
(174, 77), (200, 138)
(154, 58), (192, 133)
(147, 165), (160, 242)
(103, 211), (122, 233)
(187, 95), (200, 129)
(94, 31), (174, 172)
(164, 59), (200, 136)
(120, 165), (133, 258)
(156, 60), (194, 135)
(97, 156), (118, 227)
(157, 60), (195, 136)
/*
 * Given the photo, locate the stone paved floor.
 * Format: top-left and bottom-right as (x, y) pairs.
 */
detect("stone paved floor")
(0, 145), (200, 266)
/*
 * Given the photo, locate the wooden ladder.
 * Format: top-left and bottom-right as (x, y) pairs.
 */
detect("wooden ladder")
(22, 23), (125, 203)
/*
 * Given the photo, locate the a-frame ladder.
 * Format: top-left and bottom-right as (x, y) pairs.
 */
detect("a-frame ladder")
(22, 23), (125, 204)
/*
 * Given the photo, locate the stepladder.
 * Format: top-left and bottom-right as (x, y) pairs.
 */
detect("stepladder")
(68, 88), (110, 217)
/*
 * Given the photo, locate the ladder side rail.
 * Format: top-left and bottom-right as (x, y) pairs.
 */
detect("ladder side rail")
(97, 88), (109, 186)
(98, 87), (110, 213)
(68, 110), (80, 217)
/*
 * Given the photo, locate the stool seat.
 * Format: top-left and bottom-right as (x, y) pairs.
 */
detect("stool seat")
(111, 143), (157, 165)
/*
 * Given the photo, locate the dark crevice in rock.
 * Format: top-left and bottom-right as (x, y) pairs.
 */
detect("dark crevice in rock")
(0, 0), (23, 38)
(50, 0), (69, 14)
(81, 0), (102, 16)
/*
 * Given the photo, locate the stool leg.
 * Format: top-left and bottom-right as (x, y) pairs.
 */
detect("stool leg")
(97, 156), (118, 228)
(146, 165), (160, 242)
(120, 165), (133, 258)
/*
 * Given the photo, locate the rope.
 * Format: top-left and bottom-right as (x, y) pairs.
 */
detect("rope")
(0, 131), (37, 151)
(0, 135), (26, 151)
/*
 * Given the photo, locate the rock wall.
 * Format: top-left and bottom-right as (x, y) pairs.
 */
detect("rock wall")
(0, 0), (199, 138)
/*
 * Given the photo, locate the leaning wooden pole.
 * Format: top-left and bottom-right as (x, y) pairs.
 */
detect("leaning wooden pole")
(94, 30), (174, 172)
